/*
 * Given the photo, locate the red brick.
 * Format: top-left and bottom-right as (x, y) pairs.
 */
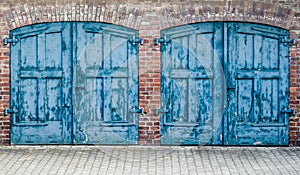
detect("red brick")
(0, 0), (299, 146)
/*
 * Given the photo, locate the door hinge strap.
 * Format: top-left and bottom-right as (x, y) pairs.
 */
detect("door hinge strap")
(4, 108), (18, 116)
(154, 37), (169, 45)
(130, 107), (144, 114)
(281, 37), (297, 46)
(281, 107), (296, 116)
(129, 36), (144, 46)
(154, 108), (169, 115)
(3, 36), (19, 45)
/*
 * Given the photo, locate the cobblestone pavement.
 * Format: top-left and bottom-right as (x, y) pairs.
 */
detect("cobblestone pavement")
(0, 146), (299, 175)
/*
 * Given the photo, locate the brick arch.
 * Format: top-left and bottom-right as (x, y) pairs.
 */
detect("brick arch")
(1, 0), (300, 146)
(3, 2), (145, 31)
(156, 1), (300, 30)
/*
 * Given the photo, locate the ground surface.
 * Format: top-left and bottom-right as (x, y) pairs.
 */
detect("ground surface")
(0, 146), (299, 175)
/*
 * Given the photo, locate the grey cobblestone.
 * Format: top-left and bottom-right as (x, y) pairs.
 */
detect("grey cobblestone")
(0, 146), (299, 175)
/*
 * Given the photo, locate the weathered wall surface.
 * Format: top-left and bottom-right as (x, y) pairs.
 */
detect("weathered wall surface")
(0, 0), (299, 145)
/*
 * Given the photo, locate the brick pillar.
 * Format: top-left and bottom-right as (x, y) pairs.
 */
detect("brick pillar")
(0, 30), (10, 145)
(138, 11), (161, 145)
(289, 30), (300, 146)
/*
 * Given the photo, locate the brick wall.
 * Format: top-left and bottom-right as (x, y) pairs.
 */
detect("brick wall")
(0, 0), (300, 145)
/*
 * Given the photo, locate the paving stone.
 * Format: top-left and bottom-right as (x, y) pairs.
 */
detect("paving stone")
(0, 146), (299, 175)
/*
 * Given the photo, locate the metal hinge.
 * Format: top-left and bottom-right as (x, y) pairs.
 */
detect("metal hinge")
(281, 37), (297, 46)
(4, 108), (18, 116)
(129, 36), (144, 46)
(281, 107), (296, 116)
(4, 108), (18, 126)
(154, 37), (170, 45)
(3, 35), (19, 46)
(130, 107), (144, 115)
(154, 108), (169, 115)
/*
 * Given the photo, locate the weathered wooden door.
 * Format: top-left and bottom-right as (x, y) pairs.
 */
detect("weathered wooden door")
(159, 22), (292, 146)
(160, 23), (225, 145)
(9, 22), (139, 144)
(10, 23), (73, 144)
(73, 23), (139, 144)
(225, 23), (291, 145)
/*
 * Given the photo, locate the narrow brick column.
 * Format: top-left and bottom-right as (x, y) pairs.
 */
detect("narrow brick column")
(138, 11), (161, 145)
(0, 18), (10, 145)
(289, 30), (300, 146)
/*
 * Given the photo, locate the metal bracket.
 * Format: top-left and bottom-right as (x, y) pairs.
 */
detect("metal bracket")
(154, 37), (169, 45)
(281, 37), (297, 46)
(130, 107), (144, 115)
(154, 108), (169, 115)
(281, 107), (296, 116)
(129, 36), (144, 46)
(3, 35), (19, 46)
(4, 108), (18, 116)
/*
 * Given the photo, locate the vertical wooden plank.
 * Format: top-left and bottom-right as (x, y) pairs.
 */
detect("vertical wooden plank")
(85, 32), (103, 68)
(254, 35), (263, 70)
(111, 78), (128, 122)
(61, 22), (73, 143)
(20, 78), (38, 122)
(74, 22), (87, 125)
(278, 31), (289, 144)
(262, 37), (279, 70)
(46, 79), (63, 121)
(161, 34), (172, 120)
(237, 34), (254, 70)
(188, 79), (197, 123)
(172, 37), (188, 69)
(21, 36), (37, 69)
(171, 79), (188, 123)
(38, 33), (45, 69)
(196, 33), (213, 70)
(212, 22), (224, 145)
(37, 33), (46, 123)
(260, 79), (279, 122)
(237, 79), (253, 123)
(188, 33), (197, 70)
(128, 32), (139, 125)
(103, 32), (112, 122)
(45, 32), (62, 69)
(188, 33), (197, 123)
(86, 78), (103, 121)
(38, 79), (46, 122)
(10, 32), (20, 125)
(253, 34), (262, 124)
(111, 36), (128, 69)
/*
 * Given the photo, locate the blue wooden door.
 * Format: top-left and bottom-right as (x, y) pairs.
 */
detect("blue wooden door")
(160, 22), (291, 146)
(10, 23), (73, 144)
(160, 22), (225, 145)
(9, 22), (139, 144)
(225, 23), (290, 145)
(73, 23), (139, 144)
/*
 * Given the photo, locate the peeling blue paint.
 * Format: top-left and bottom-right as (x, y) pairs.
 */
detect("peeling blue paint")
(160, 22), (291, 146)
(10, 22), (139, 145)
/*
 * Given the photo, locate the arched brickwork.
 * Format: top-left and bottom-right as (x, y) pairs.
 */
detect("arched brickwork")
(156, 1), (299, 30)
(0, 0), (300, 145)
